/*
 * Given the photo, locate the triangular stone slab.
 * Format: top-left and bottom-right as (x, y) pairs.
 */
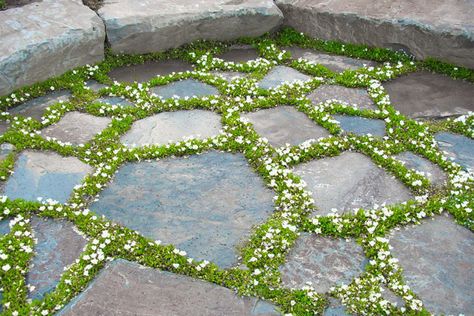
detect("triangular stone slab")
(394, 151), (447, 187)
(435, 132), (474, 171)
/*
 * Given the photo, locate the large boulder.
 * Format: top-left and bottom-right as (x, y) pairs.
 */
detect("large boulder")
(276, 0), (474, 69)
(0, 0), (105, 96)
(98, 0), (283, 54)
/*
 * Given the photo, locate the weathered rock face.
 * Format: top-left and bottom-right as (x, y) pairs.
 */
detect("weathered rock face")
(276, 0), (474, 68)
(98, 0), (283, 54)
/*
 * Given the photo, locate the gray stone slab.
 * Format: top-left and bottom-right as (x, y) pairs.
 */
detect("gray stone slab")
(3, 0), (41, 10)
(151, 79), (219, 99)
(242, 105), (330, 147)
(308, 85), (377, 110)
(7, 90), (71, 121)
(108, 60), (194, 83)
(280, 234), (367, 292)
(216, 45), (260, 63)
(2, 150), (93, 203)
(89, 152), (274, 268)
(394, 151), (447, 187)
(0, 219), (10, 236)
(324, 298), (350, 316)
(41, 112), (112, 145)
(390, 215), (474, 315)
(0, 121), (8, 136)
(435, 132), (474, 171)
(84, 80), (107, 92)
(121, 110), (222, 146)
(95, 96), (134, 107)
(259, 66), (312, 90)
(0, 143), (14, 161)
(59, 259), (279, 315)
(293, 152), (413, 214)
(384, 71), (474, 119)
(28, 216), (87, 301)
(211, 70), (247, 82)
(333, 115), (386, 137)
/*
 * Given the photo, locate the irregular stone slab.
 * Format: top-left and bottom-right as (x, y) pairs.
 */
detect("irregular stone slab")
(3, 151), (93, 203)
(0, 143), (14, 161)
(98, 0), (283, 54)
(216, 45), (260, 63)
(389, 215), (474, 314)
(242, 106), (330, 147)
(90, 152), (274, 268)
(121, 110), (222, 146)
(394, 152), (447, 187)
(0, 219), (10, 236)
(275, 0), (474, 69)
(41, 112), (112, 145)
(151, 79), (219, 99)
(108, 60), (194, 83)
(435, 132), (474, 171)
(59, 259), (279, 315)
(211, 71), (247, 82)
(285, 47), (377, 73)
(308, 84), (377, 110)
(84, 80), (107, 92)
(333, 115), (386, 136)
(384, 71), (474, 119)
(0, 0), (105, 96)
(324, 298), (350, 316)
(259, 66), (312, 89)
(280, 234), (367, 292)
(7, 90), (71, 121)
(95, 96), (134, 107)
(293, 152), (413, 214)
(28, 216), (87, 301)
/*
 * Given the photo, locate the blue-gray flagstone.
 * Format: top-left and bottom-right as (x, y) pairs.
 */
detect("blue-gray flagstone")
(7, 90), (71, 121)
(435, 132), (474, 171)
(394, 151), (447, 187)
(258, 66), (311, 90)
(0, 143), (14, 161)
(151, 79), (219, 99)
(0, 219), (10, 236)
(333, 115), (386, 136)
(95, 96), (134, 107)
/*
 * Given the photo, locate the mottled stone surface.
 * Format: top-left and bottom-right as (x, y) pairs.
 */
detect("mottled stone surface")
(324, 298), (350, 316)
(151, 79), (219, 99)
(435, 132), (474, 171)
(308, 85), (377, 110)
(0, 0), (105, 96)
(0, 143), (14, 161)
(242, 106), (330, 147)
(90, 152), (274, 268)
(293, 152), (413, 214)
(59, 259), (279, 315)
(41, 112), (112, 145)
(395, 152), (447, 187)
(280, 234), (367, 292)
(216, 45), (260, 63)
(84, 80), (107, 92)
(95, 96), (134, 107)
(3, 151), (92, 203)
(211, 71), (247, 82)
(7, 90), (71, 121)
(98, 0), (283, 54)
(108, 60), (194, 83)
(384, 71), (474, 119)
(0, 219), (10, 236)
(390, 215), (474, 315)
(333, 115), (386, 136)
(28, 217), (87, 300)
(259, 66), (311, 89)
(121, 110), (222, 146)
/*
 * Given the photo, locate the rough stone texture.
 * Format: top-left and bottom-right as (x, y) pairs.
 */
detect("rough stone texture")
(259, 66), (312, 89)
(293, 152), (413, 214)
(151, 79), (219, 99)
(28, 217), (87, 300)
(324, 298), (350, 316)
(84, 80), (107, 92)
(2, 150), (92, 203)
(211, 71), (247, 82)
(95, 96), (134, 107)
(435, 132), (474, 171)
(108, 60), (194, 83)
(0, 143), (14, 161)
(280, 234), (367, 292)
(121, 110), (222, 146)
(394, 151), (447, 187)
(7, 90), (71, 121)
(98, 0), (283, 54)
(242, 106), (330, 147)
(0, 220), (10, 236)
(275, 0), (474, 69)
(59, 259), (279, 315)
(308, 84), (377, 110)
(333, 115), (386, 136)
(389, 215), (474, 315)
(0, 0), (105, 96)
(216, 45), (260, 63)
(384, 71), (474, 119)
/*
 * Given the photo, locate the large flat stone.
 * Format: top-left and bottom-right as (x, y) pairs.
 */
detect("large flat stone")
(89, 152), (274, 268)
(308, 85), (377, 110)
(293, 152), (413, 214)
(7, 90), (71, 121)
(394, 151), (447, 187)
(384, 71), (474, 119)
(333, 115), (386, 136)
(59, 259), (279, 315)
(108, 60), (194, 83)
(258, 66), (312, 89)
(276, 0), (474, 69)
(151, 79), (219, 99)
(435, 132), (474, 171)
(389, 215), (474, 315)
(98, 0), (283, 54)
(216, 45), (260, 63)
(0, 0), (105, 96)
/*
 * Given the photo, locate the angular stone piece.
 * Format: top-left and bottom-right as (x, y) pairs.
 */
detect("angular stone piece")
(98, 0), (283, 54)
(89, 152), (274, 268)
(242, 106), (330, 147)
(308, 85), (377, 110)
(0, 0), (105, 96)
(59, 259), (279, 315)
(275, 0), (474, 69)
(121, 110), (222, 146)
(259, 66), (312, 89)
(41, 112), (112, 145)
(0, 143), (14, 161)
(216, 45), (260, 63)
(211, 71), (247, 82)
(84, 80), (107, 92)
(151, 79), (219, 99)
(280, 234), (367, 292)
(333, 115), (386, 136)
(384, 71), (474, 119)
(28, 217), (87, 300)
(7, 90), (71, 121)
(324, 298), (350, 316)
(394, 152), (447, 187)
(435, 132), (474, 171)
(3, 151), (92, 203)
(390, 215), (474, 315)
(0, 219), (10, 236)
(108, 60), (194, 83)
(95, 96), (134, 107)
(293, 152), (413, 214)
